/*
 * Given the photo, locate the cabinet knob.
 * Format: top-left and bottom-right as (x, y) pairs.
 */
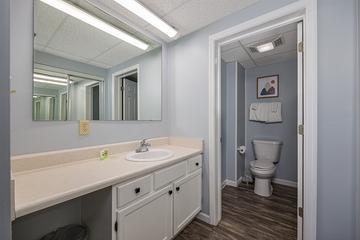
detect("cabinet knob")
(134, 187), (141, 194)
(195, 162), (199, 166)
(176, 187), (180, 192)
(168, 190), (173, 195)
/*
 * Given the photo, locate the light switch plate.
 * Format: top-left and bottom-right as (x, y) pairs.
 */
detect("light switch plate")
(79, 120), (90, 136)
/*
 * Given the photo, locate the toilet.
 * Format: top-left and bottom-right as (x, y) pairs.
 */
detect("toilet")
(250, 139), (283, 197)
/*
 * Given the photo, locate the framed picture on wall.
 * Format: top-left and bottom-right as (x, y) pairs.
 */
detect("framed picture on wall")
(257, 75), (279, 99)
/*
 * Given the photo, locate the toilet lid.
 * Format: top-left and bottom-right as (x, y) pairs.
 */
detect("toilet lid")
(250, 160), (275, 169)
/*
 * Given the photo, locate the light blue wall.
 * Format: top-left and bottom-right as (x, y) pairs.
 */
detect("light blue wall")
(317, 0), (357, 239)
(245, 60), (298, 182)
(0, 0), (11, 239)
(168, 0), (298, 215)
(221, 62), (237, 182)
(10, 0), (168, 155)
(237, 63), (246, 179)
(106, 47), (162, 120)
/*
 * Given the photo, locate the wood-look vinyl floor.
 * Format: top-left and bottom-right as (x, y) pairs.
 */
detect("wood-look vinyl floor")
(175, 183), (297, 240)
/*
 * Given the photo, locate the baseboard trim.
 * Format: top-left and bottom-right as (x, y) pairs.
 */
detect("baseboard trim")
(272, 178), (297, 188)
(196, 212), (211, 224)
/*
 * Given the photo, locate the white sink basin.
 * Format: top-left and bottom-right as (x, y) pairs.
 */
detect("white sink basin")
(126, 149), (173, 162)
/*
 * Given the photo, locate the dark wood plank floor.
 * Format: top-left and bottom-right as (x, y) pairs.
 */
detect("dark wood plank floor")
(175, 183), (297, 240)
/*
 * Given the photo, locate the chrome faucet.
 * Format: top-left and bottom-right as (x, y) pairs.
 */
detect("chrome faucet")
(136, 138), (151, 153)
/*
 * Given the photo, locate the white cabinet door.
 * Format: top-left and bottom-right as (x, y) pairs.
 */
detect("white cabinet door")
(117, 185), (173, 240)
(173, 170), (202, 235)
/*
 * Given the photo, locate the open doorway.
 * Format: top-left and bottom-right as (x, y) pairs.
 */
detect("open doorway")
(112, 65), (139, 120)
(206, 4), (320, 235)
(219, 21), (302, 239)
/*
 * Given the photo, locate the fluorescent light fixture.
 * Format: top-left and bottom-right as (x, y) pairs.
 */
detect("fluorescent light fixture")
(113, 0), (177, 38)
(34, 73), (68, 83)
(256, 42), (274, 53)
(34, 79), (68, 86)
(40, 0), (149, 50)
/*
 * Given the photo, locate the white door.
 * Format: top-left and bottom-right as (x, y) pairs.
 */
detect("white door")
(122, 78), (138, 120)
(173, 170), (202, 235)
(297, 21), (304, 240)
(116, 186), (173, 240)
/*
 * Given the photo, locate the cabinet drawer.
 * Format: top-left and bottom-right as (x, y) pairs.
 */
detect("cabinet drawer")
(117, 175), (152, 208)
(188, 155), (202, 173)
(154, 161), (187, 190)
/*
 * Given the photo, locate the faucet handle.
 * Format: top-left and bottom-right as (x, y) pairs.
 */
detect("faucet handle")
(140, 138), (151, 146)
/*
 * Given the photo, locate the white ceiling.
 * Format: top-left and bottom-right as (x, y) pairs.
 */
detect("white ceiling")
(35, 0), (260, 69)
(221, 23), (298, 68)
(98, 0), (260, 42)
(34, 0), (153, 69)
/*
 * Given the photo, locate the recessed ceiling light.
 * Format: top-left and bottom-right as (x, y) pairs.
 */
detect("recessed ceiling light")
(33, 79), (68, 86)
(256, 42), (275, 53)
(40, 0), (149, 50)
(113, 0), (178, 38)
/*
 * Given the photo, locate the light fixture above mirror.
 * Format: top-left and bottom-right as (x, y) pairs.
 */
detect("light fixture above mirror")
(112, 0), (178, 38)
(40, 0), (149, 50)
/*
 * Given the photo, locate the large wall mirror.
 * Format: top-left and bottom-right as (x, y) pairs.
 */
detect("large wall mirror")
(33, 0), (162, 121)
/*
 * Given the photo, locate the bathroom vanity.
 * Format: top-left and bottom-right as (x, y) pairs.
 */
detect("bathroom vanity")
(11, 137), (203, 240)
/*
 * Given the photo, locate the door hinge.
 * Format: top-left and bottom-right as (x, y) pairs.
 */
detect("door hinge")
(298, 42), (303, 53)
(114, 221), (118, 232)
(298, 207), (303, 218)
(298, 124), (304, 135)
(120, 86), (124, 92)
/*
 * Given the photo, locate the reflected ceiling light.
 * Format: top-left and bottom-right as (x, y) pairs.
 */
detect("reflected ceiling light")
(40, 0), (149, 50)
(113, 0), (178, 38)
(33, 73), (68, 83)
(34, 79), (68, 86)
(255, 42), (275, 53)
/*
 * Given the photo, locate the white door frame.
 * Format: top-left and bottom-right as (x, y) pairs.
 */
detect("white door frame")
(208, 1), (317, 239)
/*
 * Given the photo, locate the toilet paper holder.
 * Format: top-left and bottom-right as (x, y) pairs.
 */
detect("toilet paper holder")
(237, 145), (246, 154)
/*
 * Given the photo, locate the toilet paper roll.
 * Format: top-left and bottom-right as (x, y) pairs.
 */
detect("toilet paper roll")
(238, 145), (246, 154)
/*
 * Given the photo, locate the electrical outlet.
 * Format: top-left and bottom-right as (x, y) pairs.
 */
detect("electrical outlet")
(79, 120), (90, 136)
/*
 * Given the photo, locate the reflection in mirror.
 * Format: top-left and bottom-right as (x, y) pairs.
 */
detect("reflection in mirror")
(33, 0), (162, 121)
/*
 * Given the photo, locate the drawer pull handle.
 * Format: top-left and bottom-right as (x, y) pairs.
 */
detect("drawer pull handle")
(176, 187), (180, 192)
(168, 190), (173, 195)
(134, 187), (141, 194)
(195, 162), (199, 166)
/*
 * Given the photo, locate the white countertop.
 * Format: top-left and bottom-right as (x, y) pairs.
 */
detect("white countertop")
(13, 145), (202, 218)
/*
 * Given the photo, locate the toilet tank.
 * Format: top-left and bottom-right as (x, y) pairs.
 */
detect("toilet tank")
(252, 140), (283, 163)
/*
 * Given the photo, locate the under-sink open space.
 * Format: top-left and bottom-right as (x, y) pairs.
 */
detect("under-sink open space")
(12, 188), (113, 240)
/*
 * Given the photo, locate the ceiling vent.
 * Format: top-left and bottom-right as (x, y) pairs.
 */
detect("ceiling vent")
(248, 36), (284, 53)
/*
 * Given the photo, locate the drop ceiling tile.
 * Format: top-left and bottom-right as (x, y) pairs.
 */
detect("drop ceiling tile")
(87, 60), (112, 69)
(254, 50), (297, 66)
(34, 43), (46, 51)
(239, 60), (256, 69)
(221, 41), (241, 52)
(34, 0), (67, 46)
(47, 17), (121, 60)
(41, 47), (91, 65)
(222, 46), (252, 63)
(163, 0), (259, 36)
(140, 0), (190, 17)
(94, 43), (145, 67)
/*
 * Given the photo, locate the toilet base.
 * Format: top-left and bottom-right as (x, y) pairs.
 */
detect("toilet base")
(254, 178), (273, 197)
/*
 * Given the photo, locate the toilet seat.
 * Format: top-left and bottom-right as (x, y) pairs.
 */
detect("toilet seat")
(249, 160), (275, 170)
